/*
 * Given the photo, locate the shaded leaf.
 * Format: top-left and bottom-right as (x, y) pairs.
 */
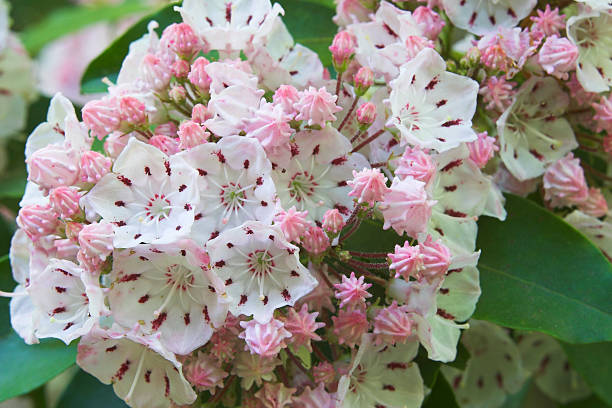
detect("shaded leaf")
(422, 372), (460, 408)
(57, 369), (127, 408)
(561, 342), (612, 406)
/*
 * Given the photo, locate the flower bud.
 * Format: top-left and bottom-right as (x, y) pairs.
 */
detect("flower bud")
(188, 57), (212, 91)
(538, 36), (578, 80)
(322, 209), (345, 234)
(27, 145), (80, 191)
(77, 222), (114, 272)
(388, 241), (422, 280)
(103, 132), (129, 159)
(79, 151), (112, 184)
(395, 146), (436, 186)
(413, 6), (445, 40)
(155, 121), (178, 137)
(178, 120), (209, 150)
(192, 103), (213, 124)
(141, 53), (171, 91)
(65, 222), (84, 243)
(373, 301), (414, 345)
(161, 23), (201, 58)
(169, 85), (187, 103)
(273, 84), (299, 116)
(418, 236), (451, 282)
(17, 204), (59, 241)
(347, 168), (389, 206)
(49, 186), (82, 219)
(302, 226), (330, 255)
(356, 102), (377, 128)
(331, 308), (368, 347)
(579, 187), (608, 218)
(467, 131), (498, 168)
(149, 135), (180, 155)
(119, 96), (146, 125)
(329, 31), (356, 72)
(354, 67), (373, 96)
(171, 59), (190, 78)
(239, 319), (291, 357)
(54, 238), (79, 259)
(82, 97), (121, 139)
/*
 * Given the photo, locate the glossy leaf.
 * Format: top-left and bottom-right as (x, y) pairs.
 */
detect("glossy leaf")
(561, 342), (612, 406)
(474, 194), (612, 344)
(422, 373), (460, 408)
(57, 369), (127, 408)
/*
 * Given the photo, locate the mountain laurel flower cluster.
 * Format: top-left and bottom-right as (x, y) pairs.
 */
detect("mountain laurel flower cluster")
(4, 0), (612, 407)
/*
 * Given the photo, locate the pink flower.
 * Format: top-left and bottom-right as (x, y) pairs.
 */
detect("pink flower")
(467, 131), (499, 168)
(579, 188), (608, 218)
(333, 272), (372, 308)
(274, 207), (310, 243)
(418, 235), (451, 282)
(347, 168), (389, 205)
(294, 87), (342, 127)
(592, 95), (612, 134)
(148, 135), (181, 155)
(332, 308), (368, 347)
(79, 151), (111, 183)
(405, 35), (435, 59)
(82, 97), (121, 139)
(283, 304), (325, 351)
(49, 186), (82, 219)
(388, 241), (422, 280)
(239, 319), (292, 358)
(538, 36), (578, 80)
(479, 76), (516, 112)
(171, 59), (190, 78)
(154, 122), (178, 137)
(17, 204), (59, 241)
(543, 153), (589, 208)
(183, 352), (228, 392)
(245, 101), (293, 155)
(118, 96), (146, 125)
(355, 102), (377, 127)
(177, 120), (209, 150)
(192, 103), (213, 124)
(373, 301), (414, 345)
(354, 67), (373, 96)
(77, 222), (114, 272)
(294, 384), (336, 408)
(567, 73), (597, 106)
(380, 177), (435, 237)
(141, 53), (172, 91)
(302, 226), (330, 255)
(413, 6), (445, 40)
(333, 0), (371, 27)
(27, 145), (80, 191)
(273, 85), (300, 116)
(160, 23), (201, 58)
(322, 209), (345, 234)
(329, 31), (356, 71)
(395, 147), (436, 186)
(188, 57), (212, 91)
(169, 85), (186, 103)
(530, 5), (565, 37)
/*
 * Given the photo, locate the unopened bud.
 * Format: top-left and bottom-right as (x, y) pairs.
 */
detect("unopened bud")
(169, 85), (187, 103)
(354, 67), (373, 96)
(356, 102), (377, 128)
(329, 31), (356, 72)
(171, 59), (190, 78)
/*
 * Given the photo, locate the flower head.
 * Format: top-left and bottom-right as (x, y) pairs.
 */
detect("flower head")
(333, 272), (372, 308)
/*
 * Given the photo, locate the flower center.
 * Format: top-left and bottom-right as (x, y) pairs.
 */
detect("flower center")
(247, 250), (276, 277)
(288, 171), (318, 202)
(145, 194), (172, 222)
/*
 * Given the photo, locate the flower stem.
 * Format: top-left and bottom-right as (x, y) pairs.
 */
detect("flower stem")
(338, 97), (359, 132)
(335, 71), (343, 97)
(351, 129), (386, 153)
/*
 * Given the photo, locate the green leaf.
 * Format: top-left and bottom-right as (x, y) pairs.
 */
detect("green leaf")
(422, 372), (460, 408)
(81, 2), (182, 94)
(20, 0), (152, 55)
(415, 346), (441, 389)
(341, 218), (404, 253)
(0, 333), (77, 402)
(57, 369), (127, 408)
(474, 194), (612, 344)
(561, 342), (612, 406)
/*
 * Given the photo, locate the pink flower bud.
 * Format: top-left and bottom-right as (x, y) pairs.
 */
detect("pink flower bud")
(322, 209), (345, 234)
(537, 36), (578, 80)
(149, 135), (181, 155)
(302, 226), (330, 255)
(49, 186), (82, 219)
(82, 97), (121, 139)
(543, 153), (588, 208)
(333, 272), (372, 308)
(479, 76), (516, 112)
(273, 84), (300, 116)
(395, 146), (436, 186)
(381, 177), (434, 238)
(347, 168), (389, 205)
(239, 319), (291, 357)
(354, 67), (374, 96)
(313, 362), (335, 384)
(171, 59), (190, 78)
(79, 151), (112, 183)
(530, 5), (566, 37)
(103, 132), (129, 159)
(183, 352), (227, 392)
(283, 304), (324, 351)
(17, 204), (59, 241)
(332, 308), (368, 347)
(355, 102), (377, 127)
(418, 235), (451, 282)
(53, 238), (79, 259)
(592, 96), (612, 134)
(579, 187), (608, 218)
(294, 87), (342, 127)
(329, 31), (356, 71)
(373, 301), (414, 345)
(169, 85), (187, 103)
(178, 120), (209, 150)
(405, 35), (435, 59)
(413, 6), (445, 40)
(27, 145), (80, 190)
(467, 131), (498, 168)
(161, 23), (201, 57)
(274, 207), (310, 243)
(65, 222), (84, 243)
(388, 241), (422, 280)
(119, 96), (146, 125)
(155, 122), (178, 137)
(141, 53), (171, 91)
(192, 104), (213, 124)
(188, 57), (212, 91)
(77, 222), (114, 272)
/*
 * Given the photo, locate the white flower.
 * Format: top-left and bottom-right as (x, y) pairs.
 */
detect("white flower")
(177, 136), (277, 245)
(441, 0), (536, 35)
(567, 9), (612, 93)
(82, 138), (199, 248)
(108, 241), (229, 355)
(388, 48), (479, 152)
(176, 0), (284, 52)
(271, 126), (368, 223)
(336, 334), (424, 408)
(77, 326), (197, 408)
(206, 221), (317, 323)
(565, 210), (612, 260)
(497, 77), (577, 181)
